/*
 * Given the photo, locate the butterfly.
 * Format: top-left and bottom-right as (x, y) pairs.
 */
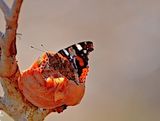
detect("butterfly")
(18, 41), (94, 112)
(55, 41), (93, 84)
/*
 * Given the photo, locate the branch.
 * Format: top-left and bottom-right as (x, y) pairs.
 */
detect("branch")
(0, 0), (23, 77)
(11, 0), (23, 20)
(0, 0), (11, 21)
(4, 0), (23, 56)
(0, 0), (23, 22)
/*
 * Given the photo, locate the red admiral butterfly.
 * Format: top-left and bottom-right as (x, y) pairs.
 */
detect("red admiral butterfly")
(18, 41), (94, 112)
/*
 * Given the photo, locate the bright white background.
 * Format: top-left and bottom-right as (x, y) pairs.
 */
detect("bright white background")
(0, 0), (160, 121)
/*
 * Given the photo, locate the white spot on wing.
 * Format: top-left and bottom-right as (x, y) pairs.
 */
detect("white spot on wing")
(63, 49), (69, 56)
(83, 50), (87, 54)
(76, 44), (83, 51)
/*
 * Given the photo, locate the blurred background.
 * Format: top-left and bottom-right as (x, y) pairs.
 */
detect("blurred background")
(1, 0), (160, 121)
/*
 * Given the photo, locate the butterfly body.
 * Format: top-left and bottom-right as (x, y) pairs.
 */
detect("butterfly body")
(18, 41), (94, 112)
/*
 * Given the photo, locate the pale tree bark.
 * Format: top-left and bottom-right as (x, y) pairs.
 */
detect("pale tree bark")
(0, 0), (54, 120)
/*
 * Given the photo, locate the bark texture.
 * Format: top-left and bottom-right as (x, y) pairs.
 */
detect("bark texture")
(0, 0), (53, 120)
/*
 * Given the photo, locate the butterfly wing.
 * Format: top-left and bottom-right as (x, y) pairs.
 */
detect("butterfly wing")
(57, 41), (94, 83)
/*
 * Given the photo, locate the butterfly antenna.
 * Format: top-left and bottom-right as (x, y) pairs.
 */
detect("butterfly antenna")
(30, 46), (45, 52)
(41, 44), (49, 51)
